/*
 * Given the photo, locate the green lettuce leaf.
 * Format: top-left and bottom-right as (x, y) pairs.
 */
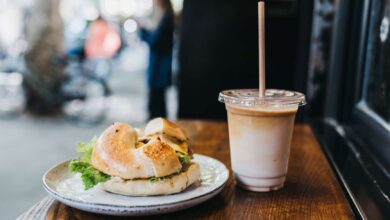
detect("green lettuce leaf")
(150, 176), (167, 183)
(177, 152), (193, 169)
(69, 159), (110, 190)
(68, 137), (110, 190)
(76, 137), (97, 163)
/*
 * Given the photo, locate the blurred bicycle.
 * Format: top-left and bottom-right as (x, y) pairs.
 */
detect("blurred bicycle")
(61, 55), (111, 127)
(61, 17), (121, 126)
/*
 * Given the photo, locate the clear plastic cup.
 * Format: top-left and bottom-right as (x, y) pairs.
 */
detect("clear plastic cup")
(219, 89), (306, 192)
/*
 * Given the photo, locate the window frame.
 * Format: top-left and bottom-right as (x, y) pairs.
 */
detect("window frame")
(325, 0), (389, 169)
(342, 0), (390, 170)
(315, 0), (390, 218)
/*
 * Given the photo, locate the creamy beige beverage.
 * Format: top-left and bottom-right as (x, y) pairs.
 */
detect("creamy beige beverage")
(219, 89), (305, 192)
(227, 105), (297, 191)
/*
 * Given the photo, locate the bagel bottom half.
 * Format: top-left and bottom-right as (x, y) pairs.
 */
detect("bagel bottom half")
(100, 163), (201, 196)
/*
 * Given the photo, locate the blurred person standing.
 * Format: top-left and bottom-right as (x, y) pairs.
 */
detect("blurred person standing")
(138, 0), (174, 119)
(85, 17), (121, 60)
(84, 17), (121, 96)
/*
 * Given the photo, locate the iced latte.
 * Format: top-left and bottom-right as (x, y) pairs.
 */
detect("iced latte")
(219, 89), (305, 192)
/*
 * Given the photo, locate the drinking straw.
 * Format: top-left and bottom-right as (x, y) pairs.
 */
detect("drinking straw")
(258, 0), (266, 97)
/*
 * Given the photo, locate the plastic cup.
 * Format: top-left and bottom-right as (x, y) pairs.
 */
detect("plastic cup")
(218, 89), (306, 192)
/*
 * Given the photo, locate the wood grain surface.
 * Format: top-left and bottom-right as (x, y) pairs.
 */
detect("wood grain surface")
(18, 121), (355, 220)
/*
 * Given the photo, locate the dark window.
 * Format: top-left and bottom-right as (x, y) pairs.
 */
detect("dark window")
(349, 0), (390, 167)
(362, 0), (390, 125)
(311, 0), (390, 219)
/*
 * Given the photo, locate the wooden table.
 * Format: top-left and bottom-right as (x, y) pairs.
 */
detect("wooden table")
(18, 121), (354, 219)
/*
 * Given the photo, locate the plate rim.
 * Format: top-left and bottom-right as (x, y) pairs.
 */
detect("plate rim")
(42, 154), (229, 209)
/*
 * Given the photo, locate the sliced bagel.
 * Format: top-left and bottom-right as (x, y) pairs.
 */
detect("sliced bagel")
(144, 118), (188, 141)
(101, 163), (200, 196)
(140, 137), (182, 177)
(91, 123), (182, 179)
(142, 118), (189, 154)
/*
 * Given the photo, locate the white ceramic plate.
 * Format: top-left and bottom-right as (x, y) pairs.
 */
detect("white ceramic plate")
(42, 154), (229, 216)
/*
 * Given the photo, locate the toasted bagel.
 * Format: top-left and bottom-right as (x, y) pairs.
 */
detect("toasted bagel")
(91, 122), (182, 179)
(144, 118), (188, 141)
(101, 163), (201, 196)
(143, 118), (189, 154)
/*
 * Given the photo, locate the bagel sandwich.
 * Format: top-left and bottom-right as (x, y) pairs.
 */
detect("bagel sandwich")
(69, 118), (200, 196)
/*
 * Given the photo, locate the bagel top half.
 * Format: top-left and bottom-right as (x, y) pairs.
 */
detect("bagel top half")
(141, 117), (189, 155)
(91, 122), (182, 179)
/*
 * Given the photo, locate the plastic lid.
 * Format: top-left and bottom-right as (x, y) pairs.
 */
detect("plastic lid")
(218, 89), (306, 107)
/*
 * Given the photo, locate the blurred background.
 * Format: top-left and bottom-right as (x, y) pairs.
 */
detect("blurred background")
(0, 0), (388, 219)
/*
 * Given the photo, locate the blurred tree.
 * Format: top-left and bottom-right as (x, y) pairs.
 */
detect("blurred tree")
(24, 0), (65, 115)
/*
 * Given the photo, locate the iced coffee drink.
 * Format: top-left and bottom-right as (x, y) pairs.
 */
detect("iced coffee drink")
(219, 89), (305, 192)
